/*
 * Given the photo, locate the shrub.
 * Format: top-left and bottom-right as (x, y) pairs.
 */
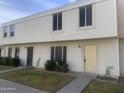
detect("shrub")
(45, 60), (56, 71)
(0, 57), (20, 67)
(45, 60), (69, 73)
(11, 58), (20, 67)
(55, 60), (69, 72)
(6, 57), (12, 66)
(0, 57), (6, 65)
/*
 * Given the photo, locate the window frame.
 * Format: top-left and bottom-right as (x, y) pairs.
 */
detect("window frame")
(10, 24), (15, 37)
(8, 47), (12, 58)
(15, 47), (20, 58)
(53, 13), (58, 31)
(53, 12), (62, 31)
(55, 46), (62, 61)
(86, 5), (92, 26)
(3, 26), (8, 38)
(51, 46), (67, 61)
(51, 47), (54, 60)
(79, 5), (92, 27)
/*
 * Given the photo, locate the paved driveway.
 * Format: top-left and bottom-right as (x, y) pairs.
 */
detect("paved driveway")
(0, 79), (48, 93)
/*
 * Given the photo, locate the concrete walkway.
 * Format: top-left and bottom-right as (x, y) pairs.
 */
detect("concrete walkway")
(0, 79), (48, 93)
(56, 72), (96, 93)
(0, 66), (26, 74)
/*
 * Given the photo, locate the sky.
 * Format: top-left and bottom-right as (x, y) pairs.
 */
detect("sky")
(0, 0), (77, 24)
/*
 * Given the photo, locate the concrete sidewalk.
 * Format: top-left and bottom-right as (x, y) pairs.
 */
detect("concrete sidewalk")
(56, 72), (96, 93)
(0, 79), (48, 93)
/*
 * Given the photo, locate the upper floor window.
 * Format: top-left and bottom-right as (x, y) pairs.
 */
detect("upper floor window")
(10, 24), (15, 37)
(79, 5), (92, 27)
(53, 12), (62, 31)
(3, 26), (8, 38)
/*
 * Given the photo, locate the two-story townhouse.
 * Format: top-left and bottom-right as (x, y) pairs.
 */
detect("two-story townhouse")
(0, 0), (124, 78)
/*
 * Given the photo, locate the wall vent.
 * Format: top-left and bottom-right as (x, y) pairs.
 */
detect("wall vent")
(106, 66), (113, 77)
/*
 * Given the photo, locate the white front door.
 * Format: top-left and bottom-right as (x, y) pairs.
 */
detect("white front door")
(84, 45), (96, 73)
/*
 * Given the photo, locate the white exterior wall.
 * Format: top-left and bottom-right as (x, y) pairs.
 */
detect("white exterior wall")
(119, 39), (124, 77)
(0, 0), (121, 78)
(4, 38), (119, 77)
(0, 0), (117, 45)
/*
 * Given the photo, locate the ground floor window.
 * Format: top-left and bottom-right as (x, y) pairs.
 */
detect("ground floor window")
(51, 46), (67, 61)
(8, 47), (12, 57)
(15, 47), (20, 58)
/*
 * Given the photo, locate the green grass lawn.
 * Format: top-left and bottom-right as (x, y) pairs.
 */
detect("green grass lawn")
(0, 65), (14, 71)
(82, 80), (124, 93)
(0, 69), (75, 93)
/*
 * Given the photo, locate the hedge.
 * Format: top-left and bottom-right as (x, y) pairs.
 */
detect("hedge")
(0, 57), (20, 67)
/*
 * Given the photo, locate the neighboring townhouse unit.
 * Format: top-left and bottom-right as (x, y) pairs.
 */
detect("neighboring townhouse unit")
(0, 0), (124, 78)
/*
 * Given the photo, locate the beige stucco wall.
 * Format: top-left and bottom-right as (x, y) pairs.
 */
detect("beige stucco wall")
(117, 0), (124, 37)
(1, 38), (119, 77)
(119, 39), (124, 77)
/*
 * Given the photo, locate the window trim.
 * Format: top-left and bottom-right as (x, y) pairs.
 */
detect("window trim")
(86, 5), (92, 26)
(79, 5), (92, 27)
(53, 12), (62, 31)
(3, 26), (8, 38)
(8, 47), (12, 58)
(15, 47), (20, 58)
(51, 46), (67, 61)
(10, 24), (15, 37)
(55, 46), (62, 61)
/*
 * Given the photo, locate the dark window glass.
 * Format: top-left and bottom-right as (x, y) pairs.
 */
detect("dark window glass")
(53, 12), (62, 31)
(27, 47), (33, 66)
(3, 26), (7, 38)
(3, 32), (7, 38)
(51, 47), (54, 60)
(55, 46), (62, 61)
(15, 47), (20, 58)
(8, 48), (12, 57)
(58, 12), (62, 30)
(86, 5), (92, 26)
(10, 25), (15, 37)
(80, 7), (85, 27)
(63, 46), (67, 61)
(0, 49), (1, 57)
(53, 14), (57, 31)
(10, 32), (14, 37)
